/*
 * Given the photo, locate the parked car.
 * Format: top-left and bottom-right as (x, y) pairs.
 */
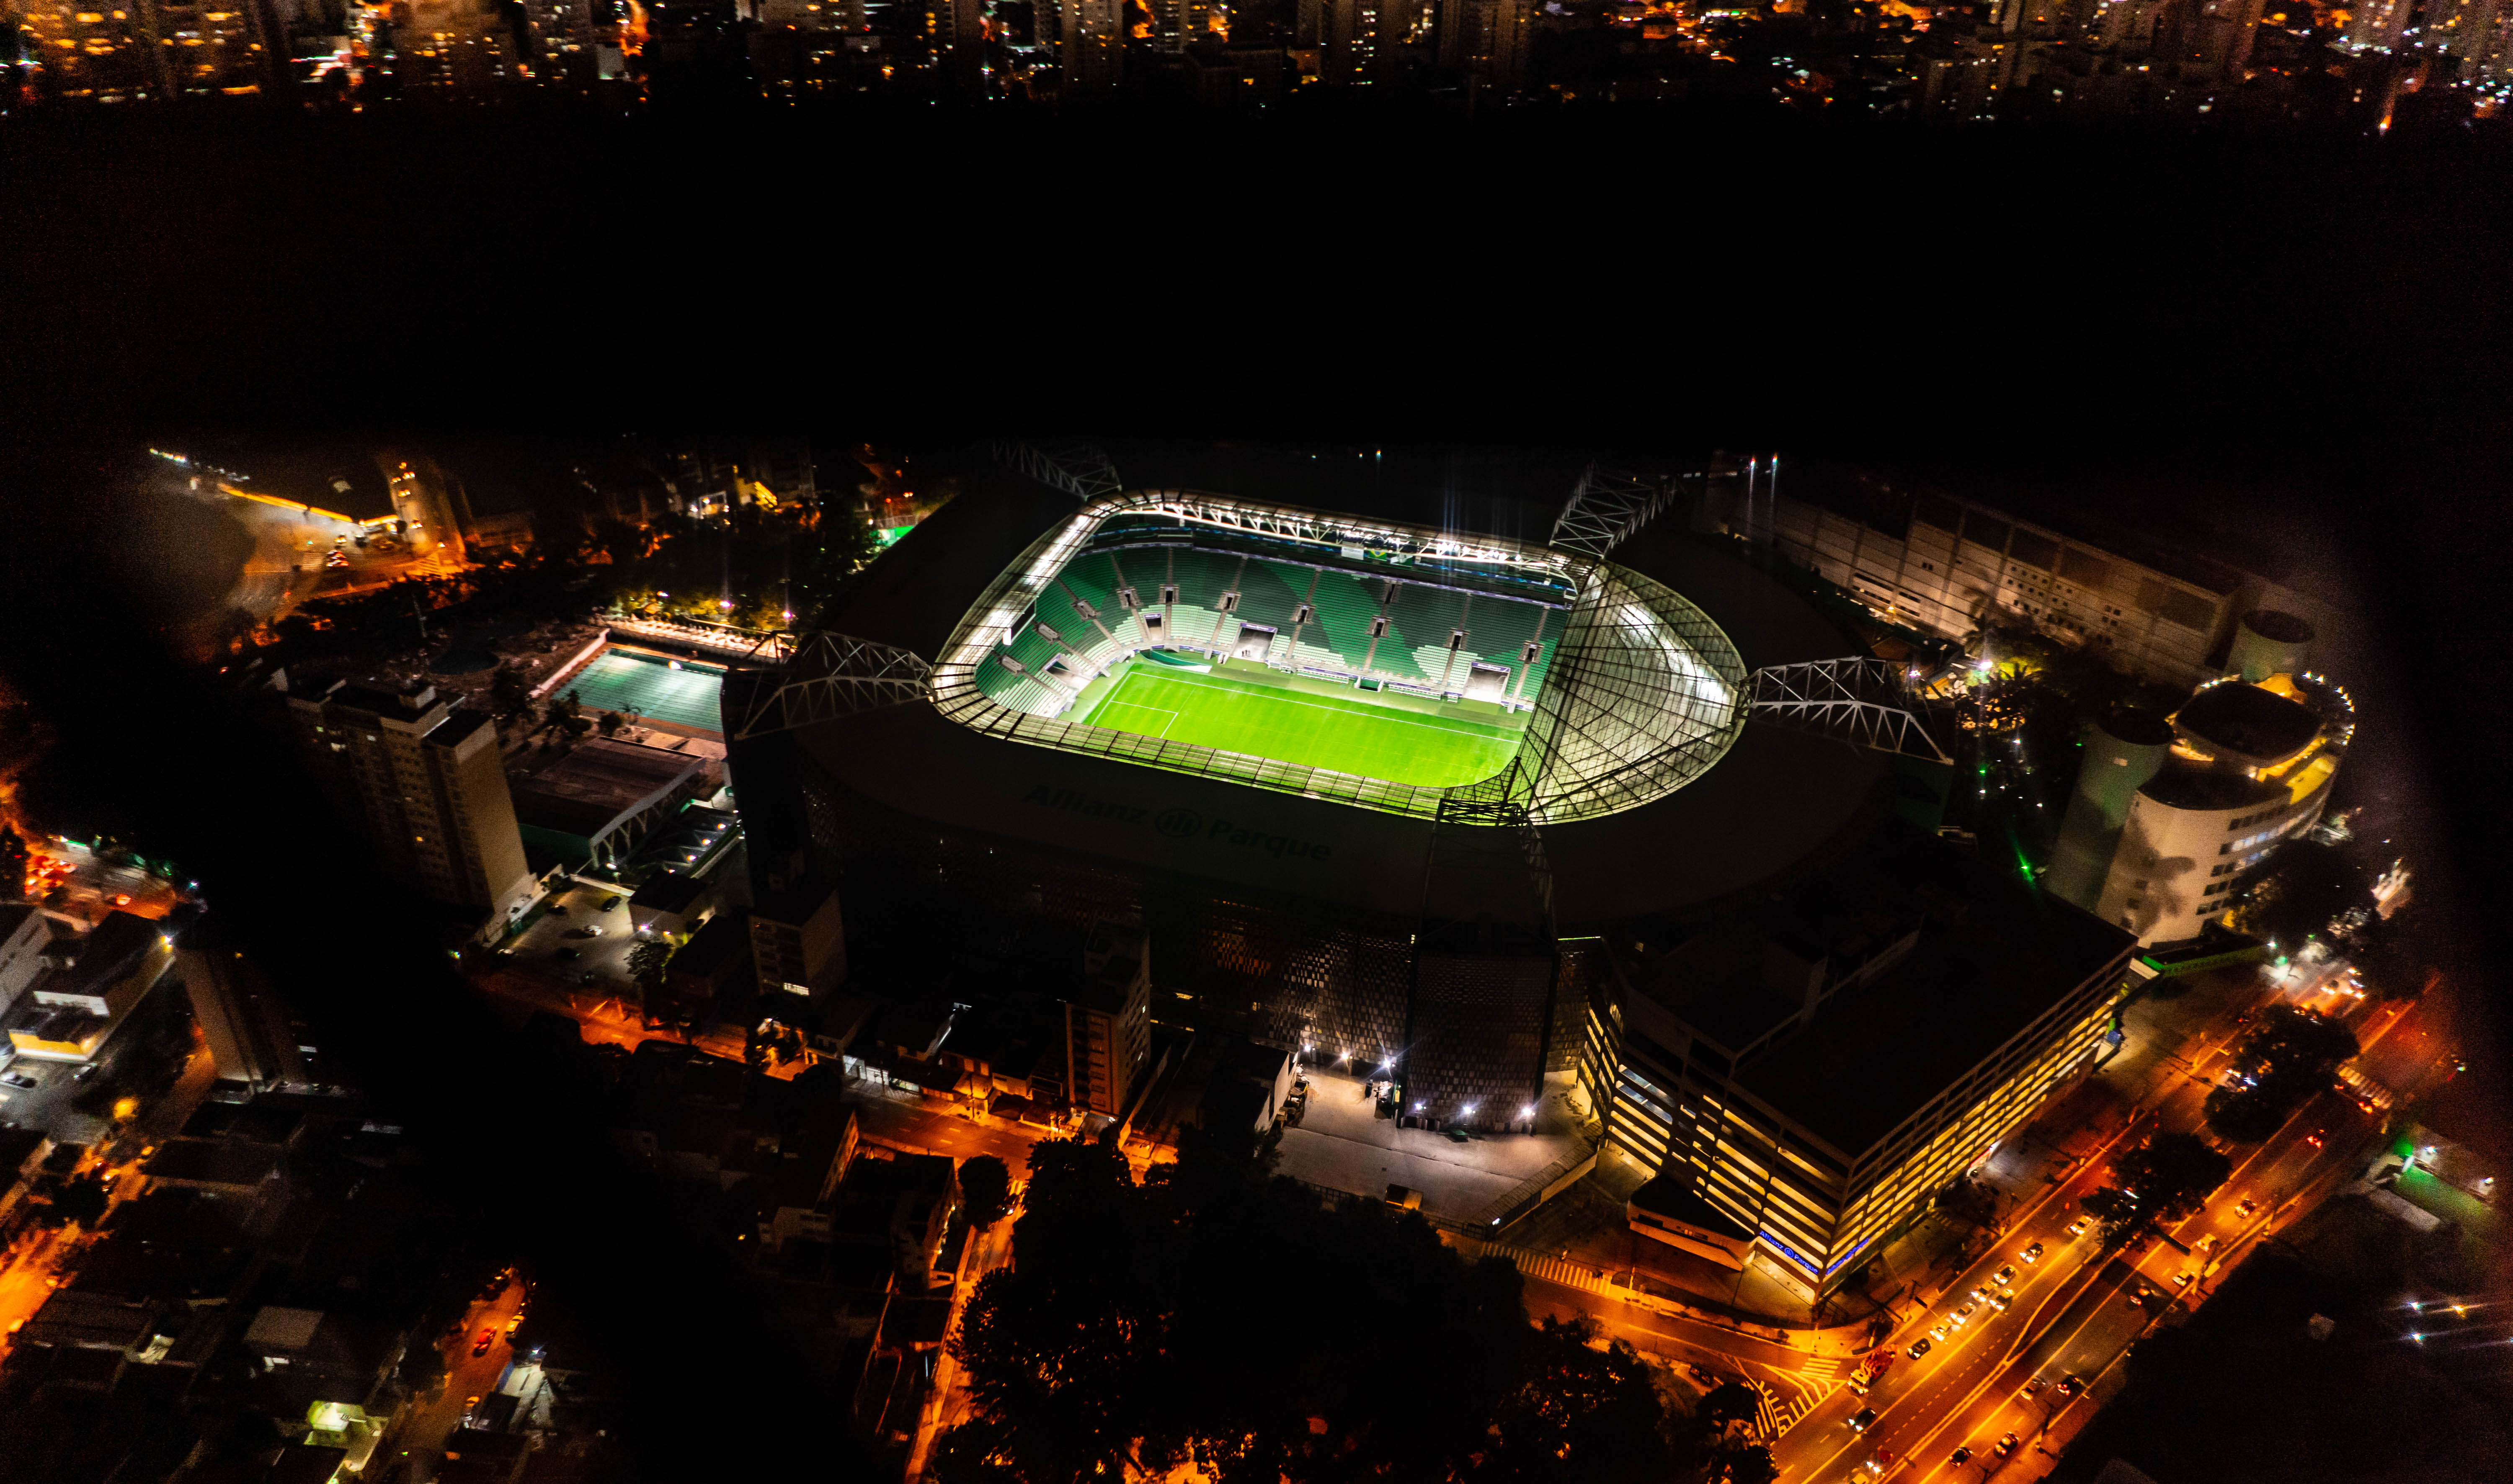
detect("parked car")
(600, 895), (623, 912)
(2057, 1374), (2085, 1396)
(1951, 1302), (1977, 1328)
(1992, 1289), (2016, 1310)
(72, 1064), (99, 1083)
(472, 1329), (496, 1357)
(0, 1073), (35, 1089)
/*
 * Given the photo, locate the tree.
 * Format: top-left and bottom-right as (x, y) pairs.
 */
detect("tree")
(488, 661), (532, 721)
(598, 711), (624, 738)
(960, 1154), (1011, 1229)
(1725, 1444), (1781, 1484)
(2230, 839), (2374, 951)
(949, 1132), (1702, 1484)
(624, 939), (674, 1010)
(2114, 1132), (2234, 1224)
(1699, 1380), (1761, 1432)
(2207, 1006), (2358, 1141)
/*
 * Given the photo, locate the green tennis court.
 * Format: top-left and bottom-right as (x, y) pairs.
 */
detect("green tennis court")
(553, 649), (725, 732)
(1075, 667), (1522, 787)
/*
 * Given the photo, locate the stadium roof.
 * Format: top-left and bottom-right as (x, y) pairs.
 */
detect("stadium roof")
(782, 461), (1894, 931)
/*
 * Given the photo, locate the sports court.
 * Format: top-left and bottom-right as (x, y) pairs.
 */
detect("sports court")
(552, 648), (725, 733)
(1073, 665), (1522, 787)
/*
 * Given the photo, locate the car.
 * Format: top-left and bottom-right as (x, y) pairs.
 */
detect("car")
(2172, 1270), (2196, 1288)
(1995, 1432), (2022, 1458)
(1969, 1283), (1992, 1303)
(2198, 1234), (2219, 1252)
(2236, 1197), (2259, 1218)
(548, 904), (569, 916)
(554, 948), (581, 962)
(2065, 1216), (2090, 1237)
(1850, 1407), (1877, 1432)
(2056, 1374), (2085, 1396)
(1929, 1322), (1951, 1342)
(581, 925), (604, 938)
(1991, 1289), (2016, 1311)
(1907, 1337), (1932, 1359)
(0, 1073), (34, 1089)
(1951, 1302), (1977, 1327)
(2020, 1242), (2045, 1263)
(1994, 1264), (2016, 1285)
(2020, 1376), (2048, 1399)
(2128, 1288), (2150, 1308)
(1687, 1363), (1720, 1384)
(2306, 1129), (2326, 1149)
(472, 1329), (496, 1356)
(1949, 1447), (1972, 1466)
(72, 1064), (100, 1083)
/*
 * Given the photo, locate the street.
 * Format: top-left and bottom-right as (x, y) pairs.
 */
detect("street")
(1766, 984), (2441, 1483)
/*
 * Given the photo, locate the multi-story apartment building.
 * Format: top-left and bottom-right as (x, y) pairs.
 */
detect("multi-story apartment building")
(1062, 922), (1152, 1118)
(1582, 824), (2136, 1298)
(1749, 462), (2340, 690)
(6, 0), (275, 101)
(284, 678), (536, 939)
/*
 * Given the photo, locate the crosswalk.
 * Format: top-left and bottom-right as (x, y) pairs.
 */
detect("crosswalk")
(1471, 1240), (1846, 1437)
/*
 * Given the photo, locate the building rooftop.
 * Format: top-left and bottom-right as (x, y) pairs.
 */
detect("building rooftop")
(2175, 680), (2321, 765)
(1636, 824), (2134, 1161)
(1736, 861), (2133, 1159)
(669, 911), (751, 979)
(511, 738), (705, 837)
(142, 1138), (284, 1191)
(629, 871), (711, 916)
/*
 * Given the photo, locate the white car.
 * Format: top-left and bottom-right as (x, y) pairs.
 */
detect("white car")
(2020, 1242), (2045, 1264)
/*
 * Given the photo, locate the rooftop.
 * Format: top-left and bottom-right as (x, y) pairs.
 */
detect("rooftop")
(2175, 680), (2322, 765)
(511, 738), (705, 837)
(1640, 824), (2134, 1160)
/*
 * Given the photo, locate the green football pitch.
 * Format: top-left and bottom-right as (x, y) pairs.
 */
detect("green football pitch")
(1074, 667), (1522, 787)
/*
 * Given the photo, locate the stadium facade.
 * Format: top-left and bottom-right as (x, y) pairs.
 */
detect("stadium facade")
(726, 448), (2136, 1295)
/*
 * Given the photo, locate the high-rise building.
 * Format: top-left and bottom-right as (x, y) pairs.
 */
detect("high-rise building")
(1062, 923), (1151, 1118)
(1582, 824), (2137, 1298)
(285, 678), (537, 938)
(1059, 0), (1125, 87)
(1439, 0), (1528, 88)
(6, 0), (276, 101)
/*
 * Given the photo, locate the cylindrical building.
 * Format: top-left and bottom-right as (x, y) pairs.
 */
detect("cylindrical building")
(2046, 709), (2172, 909)
(2227, 609), (2314, 684)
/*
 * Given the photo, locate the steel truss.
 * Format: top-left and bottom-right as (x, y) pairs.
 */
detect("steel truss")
(1549, 464), (1676, 559)
(1745, 657), (1953, 764)
(1515, 563), (1749, 823)
(730, 631), (932, 740)
(996, 441), (1125, 505)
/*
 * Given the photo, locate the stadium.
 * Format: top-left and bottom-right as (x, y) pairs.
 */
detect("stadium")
(725, 448), (1953, 1135)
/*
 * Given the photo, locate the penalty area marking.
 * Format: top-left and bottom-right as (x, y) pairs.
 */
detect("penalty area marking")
(1089, 701), (1180, 738)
